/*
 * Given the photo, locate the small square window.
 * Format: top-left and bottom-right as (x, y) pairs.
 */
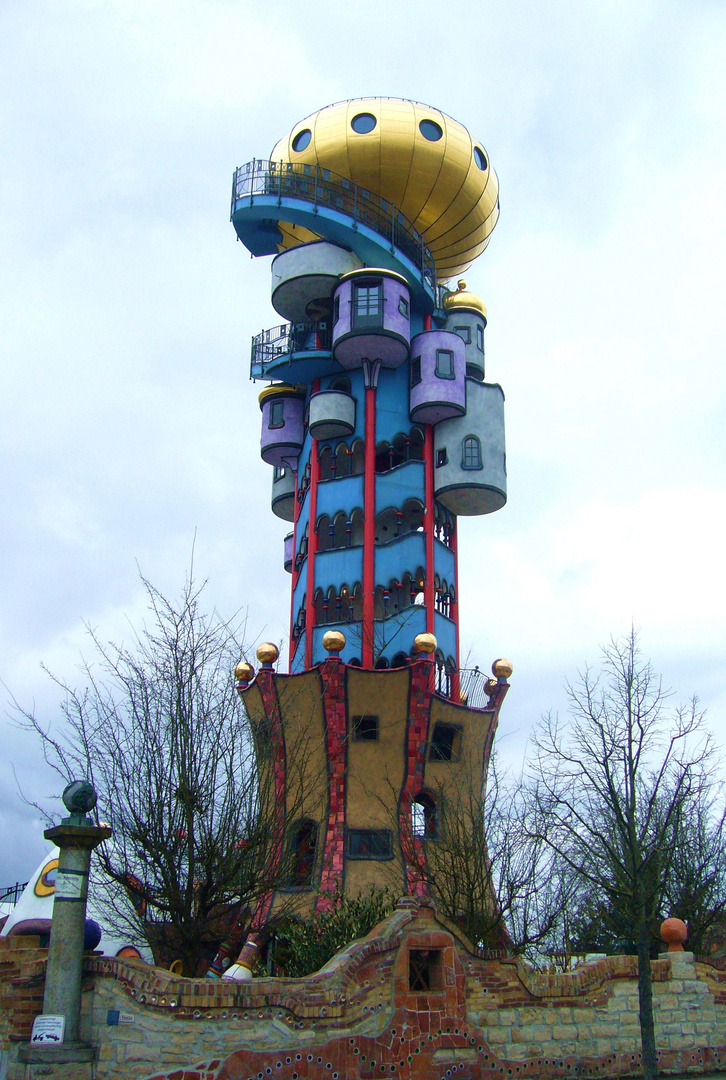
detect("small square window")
(409, 949), (442, 991)
(435, 350), (454, 379)
(436, 449), (448, 467)
(453, 325), (471, 344)
(429, 722), (461, 762)
(410, 356), (422, 388)
(345, 829), (392, 859)
(352, 714), (379, 741)
(273, 465), (287, 480)
(477, 324), (484, 352)
(269, 400), (284, 429)
(398, 296), (409, 318)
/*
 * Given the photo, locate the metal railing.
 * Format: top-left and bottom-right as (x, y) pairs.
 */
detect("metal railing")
(0, 881), (27, 906)
(232, 159), (437, 289)
(435, 665), (493, 710)
(250, 320), (332, 379)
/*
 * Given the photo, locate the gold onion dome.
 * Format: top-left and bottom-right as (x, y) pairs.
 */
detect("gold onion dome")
(443, 279), (487, 318)
(270, 97), (499, 280)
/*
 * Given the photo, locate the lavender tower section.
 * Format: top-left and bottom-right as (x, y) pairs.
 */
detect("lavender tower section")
(332, 270), (411, 369)
(259, 389), (305, 467)
(409, 330), (466, 424)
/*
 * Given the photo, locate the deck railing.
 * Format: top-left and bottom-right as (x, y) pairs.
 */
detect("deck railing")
(232, 159), (437, 290)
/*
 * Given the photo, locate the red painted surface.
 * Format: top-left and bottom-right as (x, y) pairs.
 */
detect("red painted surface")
(449, 517), (461, 700)
(316, 657), (348, 906)
(305, 382), (321, 670)
(362, 385), (376, 668)
(289, 469), (300, 672)
(423, 425), (435, 636)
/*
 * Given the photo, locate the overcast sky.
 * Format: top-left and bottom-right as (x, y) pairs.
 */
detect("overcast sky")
(1, 0), (724, 887)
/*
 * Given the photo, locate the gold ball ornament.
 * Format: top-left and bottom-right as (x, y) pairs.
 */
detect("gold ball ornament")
(322, 630), (346, 653)
(256, 642), (280, 665)
(234, 661), (254, 683)
(413, 632), (438, 655)
(484, 677), (498, 697)
(492, 658), (513, 680)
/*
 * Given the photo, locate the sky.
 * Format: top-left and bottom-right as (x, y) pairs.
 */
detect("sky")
(1, 0), (725, 887)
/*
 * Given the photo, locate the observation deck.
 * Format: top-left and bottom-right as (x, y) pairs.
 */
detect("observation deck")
(231, 160), (437, 310)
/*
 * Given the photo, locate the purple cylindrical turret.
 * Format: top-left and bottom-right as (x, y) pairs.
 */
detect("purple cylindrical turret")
(409, 330), (466, 425)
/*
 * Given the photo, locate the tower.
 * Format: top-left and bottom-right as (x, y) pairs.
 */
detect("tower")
(217, 99), (512, 978)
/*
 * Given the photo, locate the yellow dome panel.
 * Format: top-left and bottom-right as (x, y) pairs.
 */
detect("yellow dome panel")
(269, 98), (499, 280)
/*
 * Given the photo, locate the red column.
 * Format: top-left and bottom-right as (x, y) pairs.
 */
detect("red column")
(304, 382), (320, 670)
(424, 424), (435, 636)
(288, 469), (300, 672)
(362, 384), (377, 668)
(449, 518), (461, 701)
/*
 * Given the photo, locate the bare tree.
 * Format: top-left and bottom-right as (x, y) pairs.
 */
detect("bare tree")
(528, 630), (716, 1080)
(16, 573), (277, 976)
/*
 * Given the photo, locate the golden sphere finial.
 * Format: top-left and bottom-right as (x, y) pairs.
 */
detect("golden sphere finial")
(457, 279), (467, 291)
(413, 632), (437, 655)
(322, 630), (346, 653)
(484, 677), (498, 697)
(256, 642), (279, 665)
(492, 658), (513, 680)
(234, 661), (254, 684)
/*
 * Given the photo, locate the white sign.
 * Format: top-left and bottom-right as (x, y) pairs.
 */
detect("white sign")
(55, 870), (85, 899)
(118, 1012), (135, 1024)
(31, 1015), (65, 1044)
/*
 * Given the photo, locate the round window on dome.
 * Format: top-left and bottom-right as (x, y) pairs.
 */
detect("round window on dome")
(351, 113), (377, 134)
(419, 119), (442, 142)
(292, 129), (312, 152)
(473, 146), (488, 171)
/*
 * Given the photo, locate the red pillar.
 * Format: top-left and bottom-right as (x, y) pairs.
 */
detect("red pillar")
(424, 424), (435, 636)
(304, 381), (320, 670)
(449, 517), (461, 701)
(288, 469), (300, 672)
(362, 384), (377, 668)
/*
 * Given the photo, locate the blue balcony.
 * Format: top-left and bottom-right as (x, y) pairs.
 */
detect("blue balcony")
(250, 321), (339, 383)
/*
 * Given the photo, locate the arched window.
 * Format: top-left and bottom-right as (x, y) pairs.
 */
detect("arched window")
(313, 589), (325, 626)
(287, 820), (317, 888)
(350, 439), (365, 475)
(316, 514), (331, 552)
(391, 651), (408, 668)
(409, 428), (424, 460)
(330, 376), (351, 393)
(333, 511), (348, 549)
(335, 441), (351, 477)
(352, 582), (363, 621)
(411, 793), (438, 839)
(461, 435), (483, 470)
(350, 508), (365, 546)
(373, 585), (386, 620)
(327, 585), (338, 623)
(375, 656), (390, 669)
(319, 445), (334, 480)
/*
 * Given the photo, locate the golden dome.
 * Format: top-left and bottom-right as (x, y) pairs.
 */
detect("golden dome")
(443, 279), (487, 318)
(492, 658), (513, 680)
(322, 630), (346, 653)
(234, 661), (255, 683)
(270, 98), (499, 281)
(258, 384), (304, 409)
(413, 632), (438, 655)
(256, 642), (280, 664)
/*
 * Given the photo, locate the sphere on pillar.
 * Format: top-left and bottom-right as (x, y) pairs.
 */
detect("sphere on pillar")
(256, 642), (279, 667)
(413, 632), (437, 655)
(492, 658), (513, 680)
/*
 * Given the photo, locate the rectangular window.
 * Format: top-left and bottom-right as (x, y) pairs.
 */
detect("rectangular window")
(429, 722), (461, 762)
(345, 829), (393, 859)
(410, 356), (422, 387)
(353, 281), (383, 328)
(352, 714), (379, 741)
(398, 296), (409, 318)
(435, 349), (454, 379)
(334, 296), (340, 323)
(273, 466), (287, 480)
(409, 949), (442, 992)
(269, 400), (284, 429)
(453, 325), (471, 343)
(477, 324), (484, 352)
(436, 449), (448, 467)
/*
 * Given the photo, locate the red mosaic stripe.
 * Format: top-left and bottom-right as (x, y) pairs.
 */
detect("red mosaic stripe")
(399, 659), (433, 896)
(316, 658), (347, 909)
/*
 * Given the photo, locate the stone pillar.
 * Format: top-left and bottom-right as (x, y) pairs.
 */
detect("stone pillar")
(17, 781), (111, 1076)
